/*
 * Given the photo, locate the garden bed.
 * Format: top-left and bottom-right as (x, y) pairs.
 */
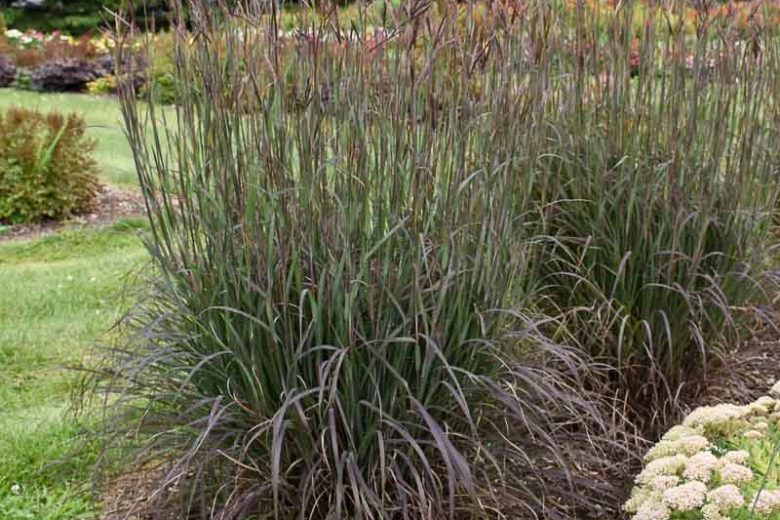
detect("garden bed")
(0, 185), (144, 242)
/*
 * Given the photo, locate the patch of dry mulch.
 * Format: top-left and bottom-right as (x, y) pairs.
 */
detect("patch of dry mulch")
(100, 461), (193, 520)
(100, 470), (163, 520)
(0, 185), (145, 242)
(683, 313), (780, 410)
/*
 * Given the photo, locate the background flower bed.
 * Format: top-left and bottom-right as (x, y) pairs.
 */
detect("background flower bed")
(0, 0), (170, 35)
(0, 28), (164, 96)
(0, 28), (117, 92)
(3, 0), (780, 96)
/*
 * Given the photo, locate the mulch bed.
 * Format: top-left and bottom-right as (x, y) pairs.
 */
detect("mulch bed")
(100, 470), (162, 520)
(0, 185), (145, 242)
(684, 313), (780, 410)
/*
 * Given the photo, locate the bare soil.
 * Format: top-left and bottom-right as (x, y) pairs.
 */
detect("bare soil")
(0, 185), (145, 242)
(685, 314), (780, 409)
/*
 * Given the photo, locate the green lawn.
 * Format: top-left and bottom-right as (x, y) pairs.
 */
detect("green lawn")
(0, 221), (148, 519)
(0, 90), (137, 187)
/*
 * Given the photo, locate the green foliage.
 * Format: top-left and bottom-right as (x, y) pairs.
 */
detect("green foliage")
(12, 68), (32, 90)
(0, 221), (147, 519)
(140, 31), (177, 104)
(531, 3), (780, 433)
(0, 107), (100, 223)
(86, 74), (116, 95)
(1, 1), (170, 35)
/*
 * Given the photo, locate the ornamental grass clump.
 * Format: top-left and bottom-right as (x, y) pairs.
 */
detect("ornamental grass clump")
(626, 382), (780, 520)
(88, 0), (628, 518)
(531, 0), (780, 433)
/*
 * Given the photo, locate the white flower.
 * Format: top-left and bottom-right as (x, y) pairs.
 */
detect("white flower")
(743, 430), (763, 440)
(5, 29), (23, 39)
(625, 488), (660, 514)
(649, 476), (680, 491)
(707, 484), (744, 510)
(753, 421), (769, 431)
(747, 402), (770, 415)
(624, 492), (644, 514)
(662, 425), (701, 441)
(644, 435), (710, 462)
(683, 451), (718, 482)
(662, 481), (707, 511)
(636, 455), (689, 484)
(10, 483), (21, 495)
(701, 503), (727, 520)
(683, 404), (747, 428)
(644, 440), (677, 461)
(721, 450), (749, 464)
(624, 491), (645, 514)
(769, 380), (780, 398)
(634, 500), (671, 520)
(751, 489), (780, 514)
(718, 462), (753, 484)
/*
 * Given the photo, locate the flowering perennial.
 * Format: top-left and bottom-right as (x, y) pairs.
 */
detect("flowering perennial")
(626, 381), (780, 519)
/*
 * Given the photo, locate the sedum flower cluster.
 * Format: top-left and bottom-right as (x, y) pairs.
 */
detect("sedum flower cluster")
(625, 381), (780, 520)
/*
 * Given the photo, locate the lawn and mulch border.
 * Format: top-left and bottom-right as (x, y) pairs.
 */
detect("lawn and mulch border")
(0, 186), (145, 242)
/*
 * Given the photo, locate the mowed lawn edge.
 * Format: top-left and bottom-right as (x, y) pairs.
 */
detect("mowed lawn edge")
(0, 219), (148, 519)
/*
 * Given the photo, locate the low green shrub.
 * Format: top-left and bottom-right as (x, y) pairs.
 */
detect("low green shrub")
(0, 107), (100, 223)
(139, 31), (177, 104)
(625, 381), (780, 519)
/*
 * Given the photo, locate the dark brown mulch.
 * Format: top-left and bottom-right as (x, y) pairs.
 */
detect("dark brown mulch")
(682, 312), (780, 410)
(100, 470), (161, 520)
(0, 185), (145, 242)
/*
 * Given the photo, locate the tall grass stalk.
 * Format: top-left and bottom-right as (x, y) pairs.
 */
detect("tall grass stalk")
(534, 0), (780, 432)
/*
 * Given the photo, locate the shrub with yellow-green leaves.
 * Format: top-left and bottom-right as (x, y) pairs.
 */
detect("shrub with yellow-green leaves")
(0, 107), (99, 223)
(626, 381), (780, 520)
